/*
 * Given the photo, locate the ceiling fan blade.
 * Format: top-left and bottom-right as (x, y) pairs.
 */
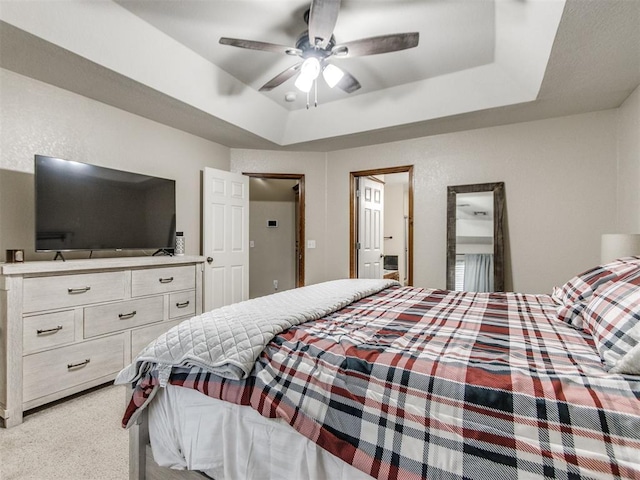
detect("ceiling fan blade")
(332, 32), (419, 58)
(308, 0), (341, 49)
(259, 63), (303, 91)
(219, 37), (300, 56)
(335, 69), (361, 94)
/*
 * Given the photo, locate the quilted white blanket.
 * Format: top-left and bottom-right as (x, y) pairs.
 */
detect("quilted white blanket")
(116, 279), (397, 386)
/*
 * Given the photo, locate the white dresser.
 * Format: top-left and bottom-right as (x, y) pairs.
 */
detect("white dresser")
(0, 256), (204, 428)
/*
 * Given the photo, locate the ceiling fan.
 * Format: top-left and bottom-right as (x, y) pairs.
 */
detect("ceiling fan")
(219, 0), (419, 106)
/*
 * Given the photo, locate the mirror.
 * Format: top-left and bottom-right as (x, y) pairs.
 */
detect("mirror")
(447, 182), (505, 292)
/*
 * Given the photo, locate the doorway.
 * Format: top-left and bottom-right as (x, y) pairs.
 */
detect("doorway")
(245, 173), (305, 298)
(350, 166), (413, 285)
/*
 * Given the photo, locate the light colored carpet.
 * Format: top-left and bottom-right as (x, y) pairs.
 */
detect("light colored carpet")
(0, 383), (129, 480)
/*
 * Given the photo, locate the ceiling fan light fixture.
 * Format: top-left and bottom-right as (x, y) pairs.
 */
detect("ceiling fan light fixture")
(322, 63), (344, 88)
(220, 0), (419, 102)
(300, 57), (321, 81)
(295, 57), (321, 92)
(294, 73), (314, 93)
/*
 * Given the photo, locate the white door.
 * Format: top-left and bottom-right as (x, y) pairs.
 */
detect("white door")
(203, 168), (249, 311)
(357, 177), (384, 279)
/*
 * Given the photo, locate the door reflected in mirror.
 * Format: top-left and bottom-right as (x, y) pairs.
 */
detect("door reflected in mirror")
(447, 183), (505, 292)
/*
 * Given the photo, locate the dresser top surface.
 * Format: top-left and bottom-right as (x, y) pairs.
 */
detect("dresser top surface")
(0, 255), (205, 276)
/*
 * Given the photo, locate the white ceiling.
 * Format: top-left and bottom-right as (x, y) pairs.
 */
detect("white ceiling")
(115, 0), (496, 111)
(456, 192), (494, 221)
(0, 0), (638, 152)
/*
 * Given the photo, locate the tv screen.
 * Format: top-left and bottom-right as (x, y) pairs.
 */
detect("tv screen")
(35, 155), (176, 252)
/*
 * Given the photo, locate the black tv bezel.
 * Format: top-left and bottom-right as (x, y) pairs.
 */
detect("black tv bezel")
(34, 154), (177, 253)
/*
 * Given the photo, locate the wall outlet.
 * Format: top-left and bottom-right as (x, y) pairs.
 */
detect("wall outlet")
(273, 280), (278, 290)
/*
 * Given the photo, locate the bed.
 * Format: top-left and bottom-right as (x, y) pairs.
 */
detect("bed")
(117, 258), (640, 480)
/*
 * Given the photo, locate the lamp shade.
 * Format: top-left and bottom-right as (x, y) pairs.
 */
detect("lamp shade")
(601, 233), (640, 263)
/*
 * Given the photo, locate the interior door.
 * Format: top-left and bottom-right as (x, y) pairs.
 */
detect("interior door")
(203, 167), (249, 311)
(357, 176), (384, 279)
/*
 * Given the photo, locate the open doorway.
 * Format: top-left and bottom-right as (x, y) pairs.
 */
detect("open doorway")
(245, 173), (305, 298)
(350, 166), (413, 286)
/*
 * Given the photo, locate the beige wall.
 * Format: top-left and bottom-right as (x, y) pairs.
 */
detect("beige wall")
(0, 69), (230, 260)
(233, 110), (620, 294)
(184, 93), (637, 295)
(249, 200), (296, 298)
(329, 111), (619, 293)
(2, 66), (635, 295)
(230, 150), (328, 286)
(617, 85), (640, 233)
(383, 182), (407, 285)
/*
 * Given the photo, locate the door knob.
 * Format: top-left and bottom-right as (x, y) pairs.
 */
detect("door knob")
(206, 257), (213, 264)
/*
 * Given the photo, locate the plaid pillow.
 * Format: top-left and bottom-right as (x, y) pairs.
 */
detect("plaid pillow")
(583, 269), (640, 374)
(552, 256), (640, 328)
(556, 302), (587, 329)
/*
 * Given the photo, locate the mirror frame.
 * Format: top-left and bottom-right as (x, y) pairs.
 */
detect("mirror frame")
(446, 182), (505, 292)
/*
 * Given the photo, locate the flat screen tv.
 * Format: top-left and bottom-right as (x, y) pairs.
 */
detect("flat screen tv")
(35, 155), (176, 253)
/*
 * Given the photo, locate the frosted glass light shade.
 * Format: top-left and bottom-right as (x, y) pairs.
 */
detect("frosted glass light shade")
(295, 57), (321, 93)
(294, 74), (313, 93)
(300, 57), (320, 80)
(601, 234), (640, 263)
(322, 64), (344, 88)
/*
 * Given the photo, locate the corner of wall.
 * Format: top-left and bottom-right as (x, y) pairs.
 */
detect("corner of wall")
(615, 84), (640, 232)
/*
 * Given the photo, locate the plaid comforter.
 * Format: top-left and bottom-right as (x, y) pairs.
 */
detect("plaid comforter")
(123, 286), (640, 479)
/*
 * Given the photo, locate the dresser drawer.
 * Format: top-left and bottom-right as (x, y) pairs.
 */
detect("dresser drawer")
(84, 296), (164, 338)
(23, 271), (126, 313)
(131, 265), (195, 297)
(169, 291), (196, 319)
(23, 334), (125, 403)
(23, 310), (76, 354)
(131, 319), (182, 357)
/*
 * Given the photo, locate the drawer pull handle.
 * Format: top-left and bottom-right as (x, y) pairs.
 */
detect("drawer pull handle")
(118, 311), (137, 320)
(159, 277), (174, 284)
(68, 286), (91, 294)
(37, 325), (63, 335)
(67, 359), (90, 370)
(176, 301), (190, 308)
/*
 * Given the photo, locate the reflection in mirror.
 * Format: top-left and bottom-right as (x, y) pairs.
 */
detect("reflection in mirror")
(455, 191), (494, 291)
(447, 182), (505, 292)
